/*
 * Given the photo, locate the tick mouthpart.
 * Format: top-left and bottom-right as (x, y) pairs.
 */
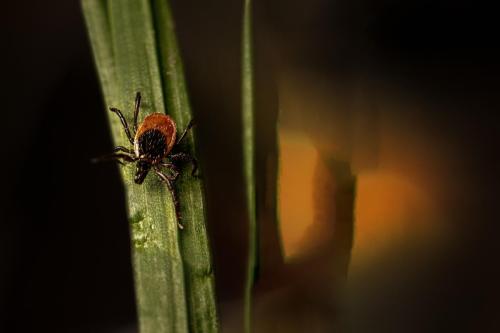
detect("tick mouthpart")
(134, 160), (151, 184)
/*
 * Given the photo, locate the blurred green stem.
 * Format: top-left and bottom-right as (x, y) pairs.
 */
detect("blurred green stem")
(241, 0), (256, 332)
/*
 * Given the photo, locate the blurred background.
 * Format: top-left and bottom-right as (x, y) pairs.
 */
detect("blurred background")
(1, 0), (499, 332)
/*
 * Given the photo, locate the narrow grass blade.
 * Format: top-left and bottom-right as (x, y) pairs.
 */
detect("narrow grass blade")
(82, 0), (216, 332)
(241, 0), (257, 332)
(81, 0), (116, 106)
(152, 0), (218, 332)
(108, 1), (189, 332)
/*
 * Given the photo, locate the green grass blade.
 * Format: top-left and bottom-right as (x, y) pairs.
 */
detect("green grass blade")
(241, 0), (257, 332)
(107, 1), (188, 332)
(82, 0), (217, 332)
(81, 0), (116, 106)
(152, 1), (218, 332)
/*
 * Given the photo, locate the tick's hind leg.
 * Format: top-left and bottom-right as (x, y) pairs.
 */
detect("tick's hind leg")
(159, 162), (180, 181)
(169, 152), (198, 176)
(154, 167), (184, 229)
(110, 107), (134, 145)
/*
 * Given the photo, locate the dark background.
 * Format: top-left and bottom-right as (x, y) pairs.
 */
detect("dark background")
(1, 0), (499, 332)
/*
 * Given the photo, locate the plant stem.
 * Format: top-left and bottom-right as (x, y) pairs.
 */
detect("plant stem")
(82, 1), (218, 332)
(153, 1), (218, 332)
(241, 0), (256, 332)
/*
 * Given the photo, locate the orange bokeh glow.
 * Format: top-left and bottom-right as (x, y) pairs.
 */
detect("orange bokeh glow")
(278, 130), (318, 259)
(278, 129), (445, 265)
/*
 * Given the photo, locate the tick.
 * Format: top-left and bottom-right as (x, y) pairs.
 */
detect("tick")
(97, 92), (197, 229)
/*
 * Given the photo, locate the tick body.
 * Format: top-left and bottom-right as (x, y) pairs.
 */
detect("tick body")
(134, 113), (177, 159)
(99, 92), (196, 228)
(133, 113), (177, 184)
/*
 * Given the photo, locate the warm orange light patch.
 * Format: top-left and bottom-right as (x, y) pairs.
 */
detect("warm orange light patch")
(350, 171), (440, 268)
(276, 70), (453, 273)
(278, 130), (445, 264)
(278, 130), (318, 259)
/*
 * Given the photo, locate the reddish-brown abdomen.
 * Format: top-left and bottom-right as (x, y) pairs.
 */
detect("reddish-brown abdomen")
(134, 113), (177, 156)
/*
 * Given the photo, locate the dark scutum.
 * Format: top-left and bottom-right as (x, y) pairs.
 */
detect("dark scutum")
(137, 129), (167, 160)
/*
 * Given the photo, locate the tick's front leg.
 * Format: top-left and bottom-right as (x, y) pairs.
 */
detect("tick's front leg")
(92, 152), (137, 165)
(133, 92), (141, 133)
(176, 119), (195, 145)
(113, 146), (134, 154)
(109, 107), (134, 145)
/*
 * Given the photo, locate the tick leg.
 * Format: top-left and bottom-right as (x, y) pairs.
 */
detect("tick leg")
(133, 92), (141, 133)
(176, 119), (195, 145)
(170, 152), (198, 176)
(110, 107), (134, 145)
(113, 146), (134, 154)
(154, 168), (184, 229)
(159, 162), (180, 181)
(92, 152), (137, 165)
